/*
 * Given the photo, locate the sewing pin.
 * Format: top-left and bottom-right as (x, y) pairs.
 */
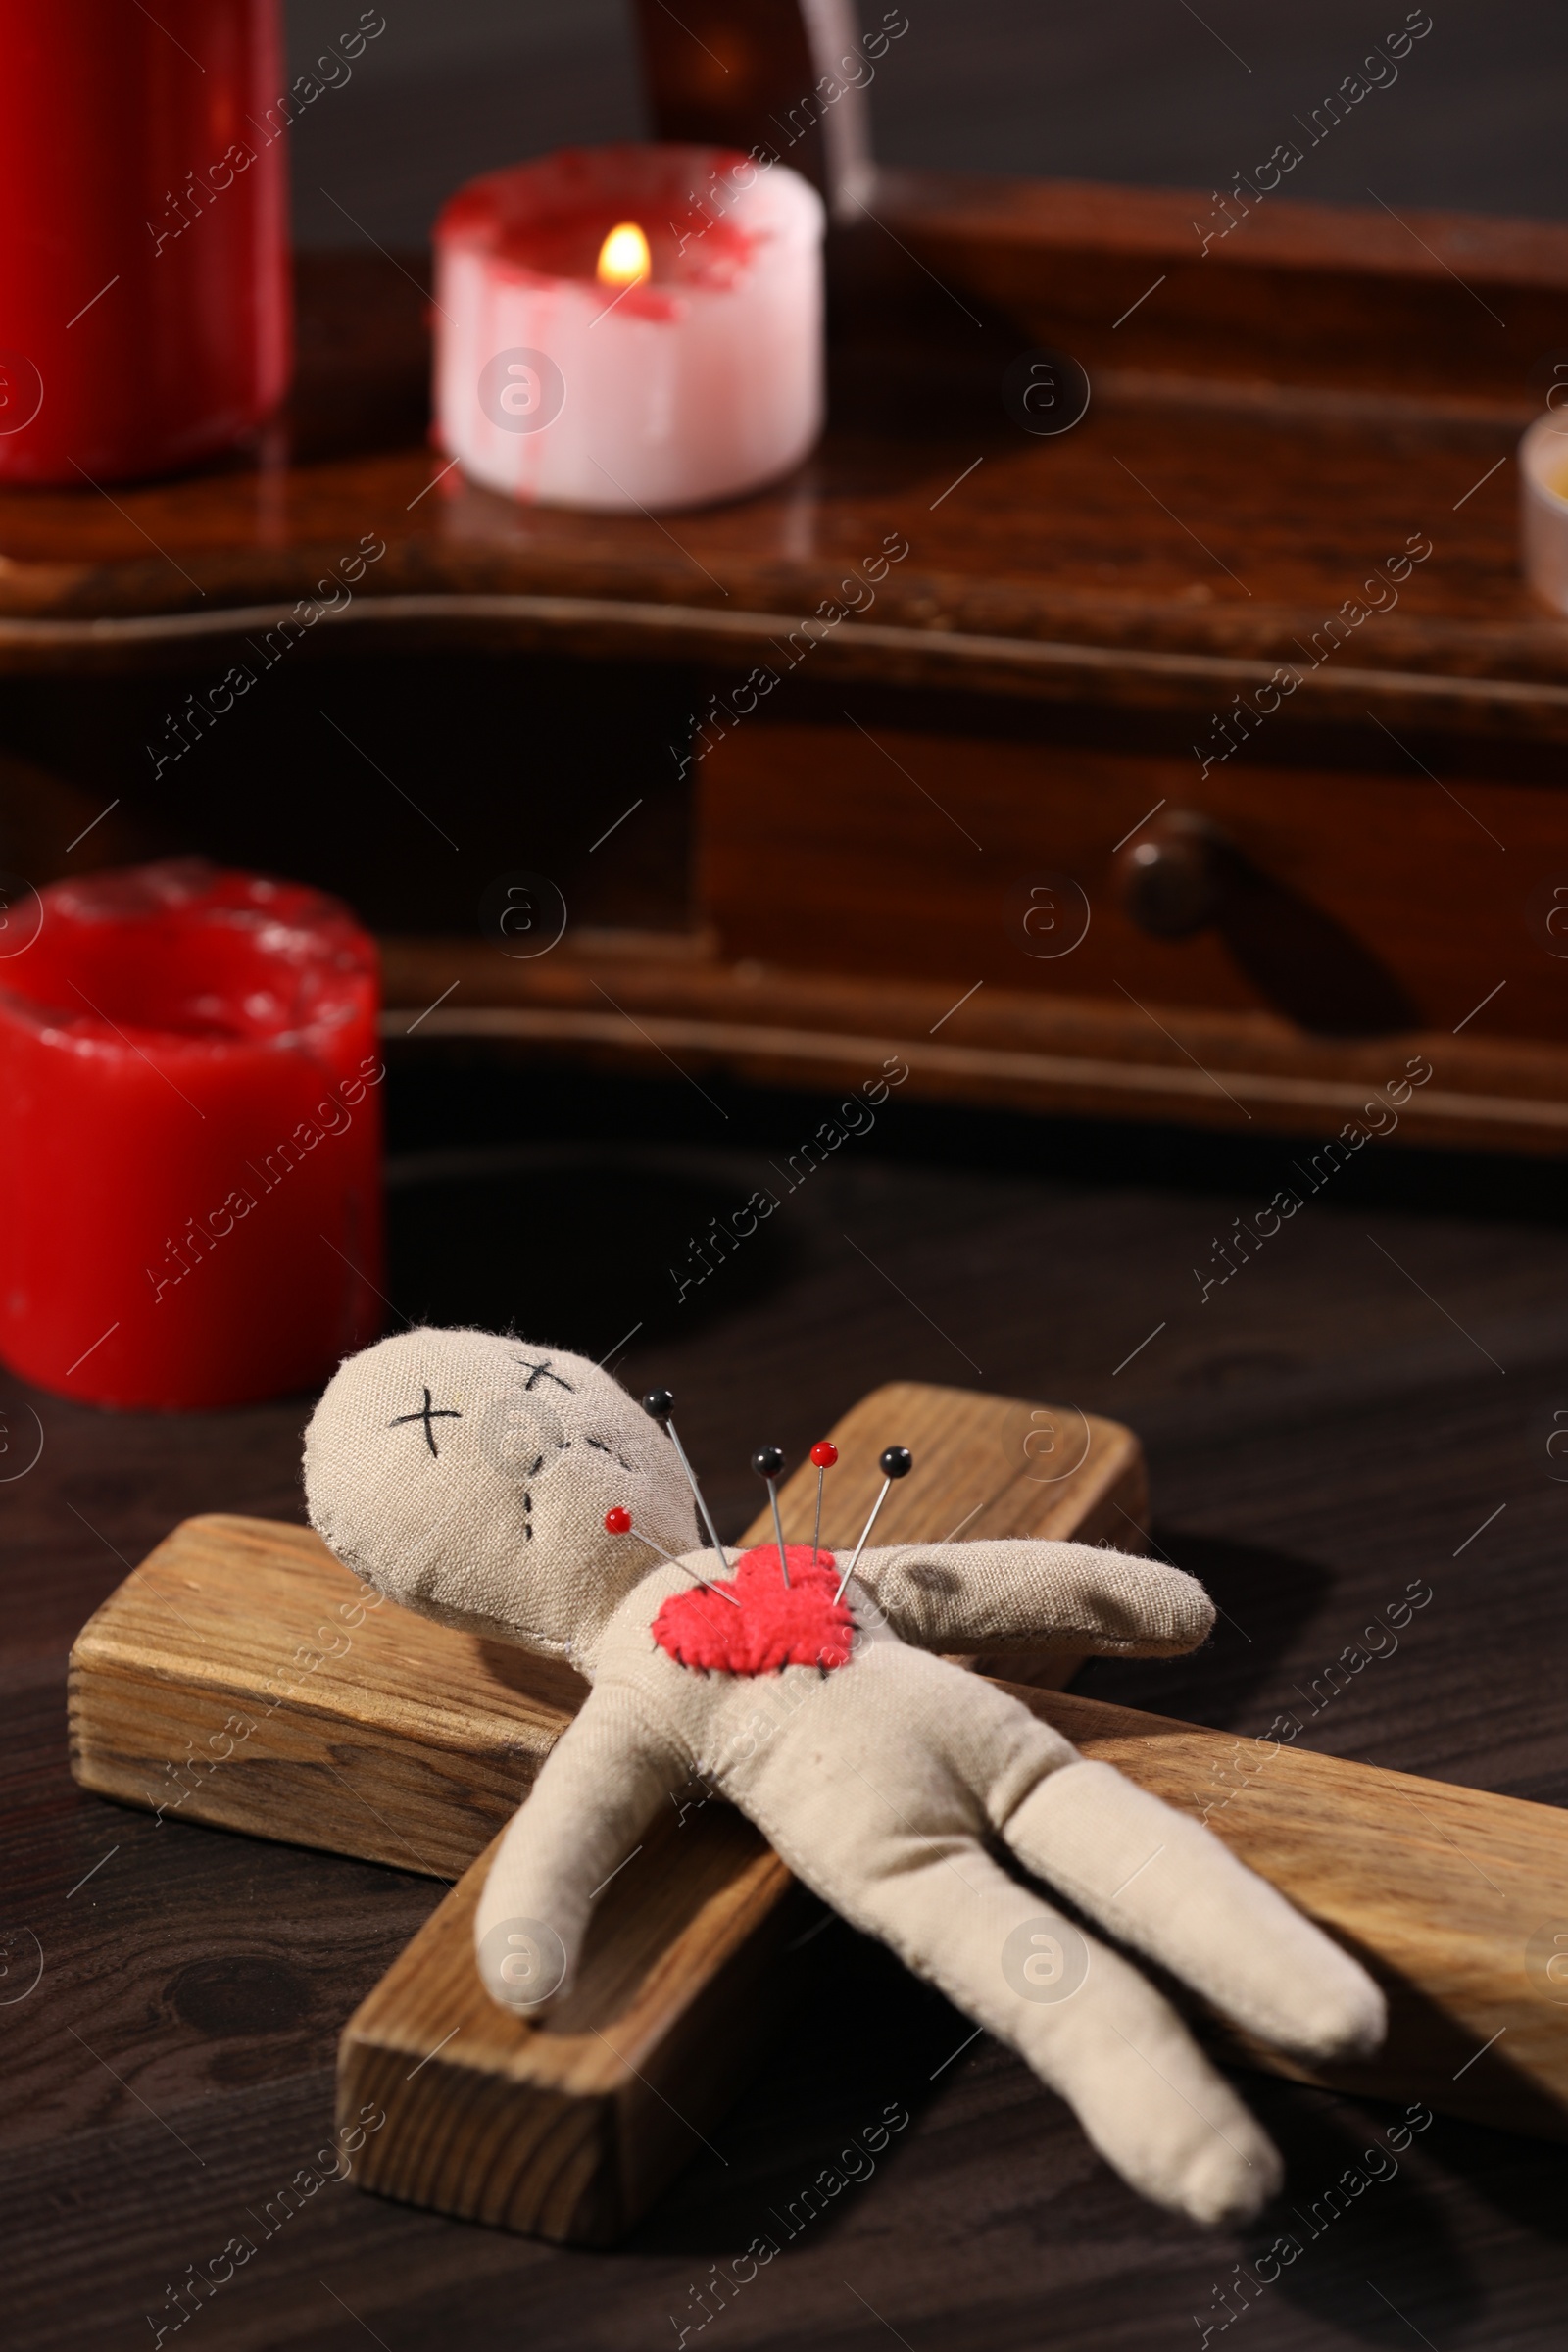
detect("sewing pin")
(808, 1440), (838, 1567)
(751, 1446), (790, 1586)
(833, 1446), (913, 1602)
(642, 1388), (728, 1564)
(604, 1507), (740, 1605)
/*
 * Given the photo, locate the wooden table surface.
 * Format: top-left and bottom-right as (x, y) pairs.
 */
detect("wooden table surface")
(6, 1062), (1568, 2352)
(3, 211), (1563, 747)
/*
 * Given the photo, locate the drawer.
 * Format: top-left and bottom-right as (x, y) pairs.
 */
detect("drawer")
(697, 707), (1567, 1044)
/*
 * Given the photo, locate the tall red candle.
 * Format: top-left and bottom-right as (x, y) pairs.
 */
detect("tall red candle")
(0, 861), (384, 1410)
(0, 0), (292, 485)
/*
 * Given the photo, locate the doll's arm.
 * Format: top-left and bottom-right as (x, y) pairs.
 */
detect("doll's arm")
(474, 1685), (680, 2013)
(848, 1539), (1213, 1658)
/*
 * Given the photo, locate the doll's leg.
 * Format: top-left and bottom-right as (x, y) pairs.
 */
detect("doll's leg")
(992, 1755), (1383, 2062)
(843, 1837), (1282, 2227)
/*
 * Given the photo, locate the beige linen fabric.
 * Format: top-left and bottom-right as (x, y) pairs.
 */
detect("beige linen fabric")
(304, 1328), (1385, 2228)
(303, 1326), (700, 1658)
(856, 1538), (1213, 1656)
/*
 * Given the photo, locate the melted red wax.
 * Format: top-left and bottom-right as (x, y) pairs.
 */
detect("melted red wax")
(438, 161), (760, 310)
(652, 1544), (855, 1676)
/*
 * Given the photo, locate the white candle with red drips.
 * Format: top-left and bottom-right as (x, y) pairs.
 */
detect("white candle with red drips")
(433, 142), (824, 513)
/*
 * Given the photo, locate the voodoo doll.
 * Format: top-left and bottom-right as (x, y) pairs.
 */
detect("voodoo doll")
(304, 1327), (1384, 2227)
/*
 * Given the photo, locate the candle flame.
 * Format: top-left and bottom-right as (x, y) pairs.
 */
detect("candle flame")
(597, 220), (651, 288)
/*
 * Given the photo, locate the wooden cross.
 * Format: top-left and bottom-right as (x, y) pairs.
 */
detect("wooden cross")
(69, 1379), (1568, 2245)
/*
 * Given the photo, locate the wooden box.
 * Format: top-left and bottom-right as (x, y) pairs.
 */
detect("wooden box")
(2, 71), (1565, 1152)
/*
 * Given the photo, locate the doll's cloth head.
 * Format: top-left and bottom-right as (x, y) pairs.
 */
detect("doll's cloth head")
(302, 1326), (698, 1660)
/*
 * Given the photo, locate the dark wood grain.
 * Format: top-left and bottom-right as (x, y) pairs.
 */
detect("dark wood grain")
(694, 704), (1568, 1034)
(7, 1065), (1568, 2347)
(0, 181), (1558, 734)
(875, 167), (1568, 404)
(375, 933), (1568, 1157)
(1, 180), (1560, 1171)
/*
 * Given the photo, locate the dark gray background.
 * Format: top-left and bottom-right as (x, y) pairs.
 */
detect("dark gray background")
(283, 0), (1565, 249)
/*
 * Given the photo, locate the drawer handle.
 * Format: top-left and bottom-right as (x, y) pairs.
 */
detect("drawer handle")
(1113, 810), (1420, 1033)
(1115, 810), (1228, 938)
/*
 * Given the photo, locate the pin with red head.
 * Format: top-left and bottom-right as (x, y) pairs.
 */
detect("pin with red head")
(808, 1440), (838, 1567)
(603, 1505), (739, 1605)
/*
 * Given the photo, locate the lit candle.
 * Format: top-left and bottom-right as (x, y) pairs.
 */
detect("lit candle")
(0, 860), (383, 1409)
(1521, 410), (1568, 613)
(433, 143), (824, 513)
(598, 221), (652, 288)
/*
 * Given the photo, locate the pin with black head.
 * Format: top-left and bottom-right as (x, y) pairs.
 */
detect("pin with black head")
(642, 1388), (727, 1563)
(834, 1445), (913, 1602)
(752, 1444), (790, 1586)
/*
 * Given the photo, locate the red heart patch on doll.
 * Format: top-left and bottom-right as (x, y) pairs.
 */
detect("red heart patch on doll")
(652, 1544), (855, 1676)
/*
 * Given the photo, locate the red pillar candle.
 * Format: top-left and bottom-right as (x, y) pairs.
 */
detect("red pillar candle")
(0, 0), (292, 485)
(0, 861), (384, 1409)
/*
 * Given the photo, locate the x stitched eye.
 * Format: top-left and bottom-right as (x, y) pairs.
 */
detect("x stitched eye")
(388, 1387), (463, 1456)
(514, 1354), (575, 1394)
(585, 1434), (635, 1472)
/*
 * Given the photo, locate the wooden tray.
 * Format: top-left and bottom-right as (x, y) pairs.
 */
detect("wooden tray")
(7, 172), (1567, 1150)
(0, 183), (1556, 701)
